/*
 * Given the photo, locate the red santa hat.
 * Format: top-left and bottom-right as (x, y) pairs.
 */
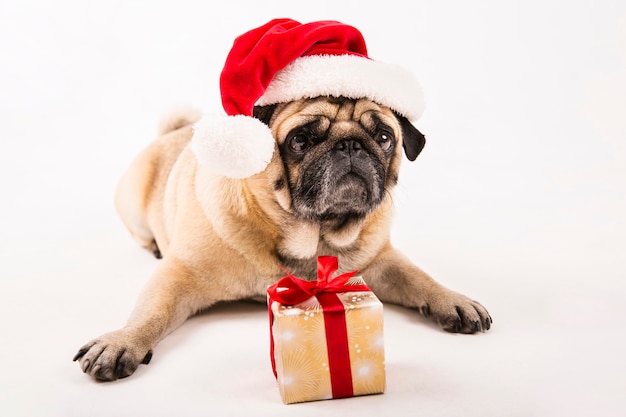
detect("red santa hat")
(191, 18), (425, 178)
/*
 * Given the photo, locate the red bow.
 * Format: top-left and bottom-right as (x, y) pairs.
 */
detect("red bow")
(267, 256), (370, 305)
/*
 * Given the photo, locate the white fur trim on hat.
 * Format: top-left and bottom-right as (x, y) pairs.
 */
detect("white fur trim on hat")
(191, 114), (275, 179)
(256, 54), (425, 121)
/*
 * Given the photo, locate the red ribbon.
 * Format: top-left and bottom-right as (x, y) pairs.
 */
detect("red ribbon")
(267, 256), (371, 399)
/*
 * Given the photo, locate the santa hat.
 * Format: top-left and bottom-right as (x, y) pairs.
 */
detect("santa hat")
(191, 18), (425, 178)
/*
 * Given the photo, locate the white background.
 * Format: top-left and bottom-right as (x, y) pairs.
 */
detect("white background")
(1, 1), (625, 416)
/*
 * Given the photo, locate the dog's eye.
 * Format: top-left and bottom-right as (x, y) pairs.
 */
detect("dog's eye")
(288, 134), (312, 153)
(376, 131), (393, 152)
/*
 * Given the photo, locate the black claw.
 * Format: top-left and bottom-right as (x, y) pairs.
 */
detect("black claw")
(152, 240), (162, 259)
(475, 320), (482, 332)
(73, 342), (96, 362)
(91, 364), (102, 379)
(142, 350), (153, 365)
(420, 305), (431, 317)
(442, 317), (463, 333)
(455, 307), (464, 332)
(73, 347), (88, 362)
(81, 359), (91, 373)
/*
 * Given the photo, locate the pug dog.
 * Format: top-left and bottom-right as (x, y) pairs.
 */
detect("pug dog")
(73, 96), (492, 381)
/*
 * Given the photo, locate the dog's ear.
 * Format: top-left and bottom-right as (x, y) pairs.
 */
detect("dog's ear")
(395, 112), (426, 161)
(253, 104), (278, 126)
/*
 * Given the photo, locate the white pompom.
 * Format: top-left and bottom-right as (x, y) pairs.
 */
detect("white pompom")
(191, 114), (276, 179)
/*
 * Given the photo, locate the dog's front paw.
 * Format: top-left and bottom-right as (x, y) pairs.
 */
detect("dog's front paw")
(421, 290), (492, 334)
(73, 330), (153, 381)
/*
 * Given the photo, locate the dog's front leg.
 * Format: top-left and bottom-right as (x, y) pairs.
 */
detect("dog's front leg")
(366, 246), (492, 334)
(73, 256), (212, 381)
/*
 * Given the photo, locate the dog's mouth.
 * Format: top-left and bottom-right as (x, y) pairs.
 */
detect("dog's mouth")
(325, 172), (370, 212)
(292, 159), (385, 222)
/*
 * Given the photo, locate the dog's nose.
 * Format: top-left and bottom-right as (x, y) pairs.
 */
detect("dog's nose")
(334, 139), (362, 154)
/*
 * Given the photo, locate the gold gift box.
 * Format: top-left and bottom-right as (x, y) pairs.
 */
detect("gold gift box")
(269, 283), (385, 404)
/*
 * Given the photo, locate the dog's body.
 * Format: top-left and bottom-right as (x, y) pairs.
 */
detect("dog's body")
(74, 97), (491, 381)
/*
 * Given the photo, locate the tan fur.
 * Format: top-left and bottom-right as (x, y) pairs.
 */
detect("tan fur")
(74, 98), (491, 381)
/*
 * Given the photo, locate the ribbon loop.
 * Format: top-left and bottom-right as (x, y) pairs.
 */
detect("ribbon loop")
(317, 255), (339, 287)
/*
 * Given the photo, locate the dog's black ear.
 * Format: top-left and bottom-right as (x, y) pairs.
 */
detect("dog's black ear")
(395, 112), (426, 161)
(253, 104), (278, 126)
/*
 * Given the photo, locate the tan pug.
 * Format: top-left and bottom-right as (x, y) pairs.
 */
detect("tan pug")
(73, 96), (492, 381)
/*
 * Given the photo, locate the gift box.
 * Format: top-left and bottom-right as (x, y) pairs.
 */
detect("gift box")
(267, 256), (385, 404)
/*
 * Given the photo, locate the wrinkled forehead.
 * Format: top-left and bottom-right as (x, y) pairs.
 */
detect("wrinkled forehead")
(271, 97), (399, 143)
